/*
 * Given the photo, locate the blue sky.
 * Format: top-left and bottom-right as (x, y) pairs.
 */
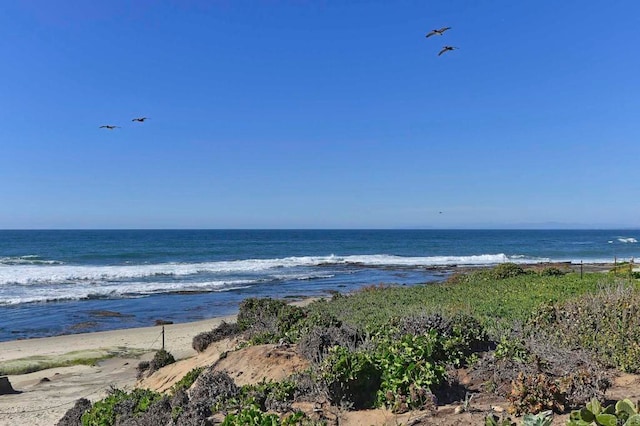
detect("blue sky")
(1, 1), (639, 229)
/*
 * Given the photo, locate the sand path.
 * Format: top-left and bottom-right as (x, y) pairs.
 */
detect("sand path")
(0, 316), (234, 426)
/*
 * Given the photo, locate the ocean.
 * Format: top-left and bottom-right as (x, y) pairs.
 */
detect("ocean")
(1, 229), (638, 342)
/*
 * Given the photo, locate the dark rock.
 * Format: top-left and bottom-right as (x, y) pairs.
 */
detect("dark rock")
(0, 376), (19, 395)
(88, 310), (134, 318)
(69, 321), (98, 331)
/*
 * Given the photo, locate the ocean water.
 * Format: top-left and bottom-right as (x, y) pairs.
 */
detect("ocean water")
(0, 229), (638, 342)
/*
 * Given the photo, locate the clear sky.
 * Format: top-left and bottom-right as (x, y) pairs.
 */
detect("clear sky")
(1, 1), (639, 229)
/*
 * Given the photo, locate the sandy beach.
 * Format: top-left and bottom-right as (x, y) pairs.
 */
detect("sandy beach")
(0, 315), (235, 426)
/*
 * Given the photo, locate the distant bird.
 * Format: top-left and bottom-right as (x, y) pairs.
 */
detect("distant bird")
(132, 117), (150, 122)
(426, 27), (451, 38)
(438, 46), (458, 56)
(99, 125), (120, 130)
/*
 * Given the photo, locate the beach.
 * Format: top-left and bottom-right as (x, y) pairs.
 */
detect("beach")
(0, 315), (235, 426)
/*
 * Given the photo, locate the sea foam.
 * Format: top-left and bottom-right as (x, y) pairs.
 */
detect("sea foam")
(0, 253), (543, 286)
(618, 237), (638, 243)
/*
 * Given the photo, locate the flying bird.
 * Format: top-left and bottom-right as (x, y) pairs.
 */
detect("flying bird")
(438, 46), (458, 56)
(426, 27), (451, 38)
(132, 117), (150, 122)
(99, 125), (120, 130)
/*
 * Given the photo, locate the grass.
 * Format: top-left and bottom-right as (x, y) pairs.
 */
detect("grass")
(0, 347), (147, 375)
(307, 270), (628, 336)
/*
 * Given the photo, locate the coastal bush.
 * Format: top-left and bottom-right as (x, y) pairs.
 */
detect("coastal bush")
(170, 366), (204, 394)
(237, 298), (306, 344)
(81, 388), (163, 426)
(137, 349), (176, 379)
(189, 370), (239, 414)
(391, 312), (491, 367)
(494, 337), (529, 363)
(538, 267), (565, 277)
(220, 404), (310, 425)
(57, 398), (92, 426)
(212, 378), (298, 414)
(192, 321), (240, 352)
(526, 283), (640, 372)
(289, 301), (343, 340)
(492, 263), (526, 280)
(507, 372), (565, 416)
(319, 346), (380, 409)
(297, 323), (364, 364)
(375, 331), (448, 412)
(472, 327), (609, 412)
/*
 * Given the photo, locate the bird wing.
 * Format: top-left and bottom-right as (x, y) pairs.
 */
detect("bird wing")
(438, 47), (447, 56)
(439, 26), (451, 32)
(425, 30), (436, 38)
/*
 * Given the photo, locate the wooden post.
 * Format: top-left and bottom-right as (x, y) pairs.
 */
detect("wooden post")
(162, 326), (165, 351)
(580, 260), (583, 279)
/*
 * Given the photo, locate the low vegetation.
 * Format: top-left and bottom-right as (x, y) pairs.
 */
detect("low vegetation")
(0, 348), (146, 376)
(59, 263), (640, 425)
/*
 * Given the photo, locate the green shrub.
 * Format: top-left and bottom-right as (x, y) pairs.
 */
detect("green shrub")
(170, 366), (204, 394)
(492, 263), (526, 279)
(375, 331), (448, 412)
(137, 349), (176, 379)
(237, 298), (306, 344)
(297, 323), (364, 364)
(221, 405), (309, 425)
(539, 267), (565, 277)
(494, 337), (529, 363)
(192, 321), (240, 352)
(320, 346), (380, 409)
(526, 283), (640, 372)
(214, 378), (299, 414)
(81, 388), (163, 426)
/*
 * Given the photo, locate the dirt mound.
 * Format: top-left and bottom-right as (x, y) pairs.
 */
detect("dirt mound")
(211, 343), (310, 387)
(137, 339), (236, 392)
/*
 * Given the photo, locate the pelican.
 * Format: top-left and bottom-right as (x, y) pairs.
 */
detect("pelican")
(426, 27), (451, 38)
(132, 117), (150, 122)
(99, 125), (120, 130)
(438, 46), (458, 56)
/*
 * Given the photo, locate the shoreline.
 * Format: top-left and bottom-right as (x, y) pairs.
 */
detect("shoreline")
(0, 298), (320, 425)
(0, 315), (238, 426)
(0, 262), (620, 346)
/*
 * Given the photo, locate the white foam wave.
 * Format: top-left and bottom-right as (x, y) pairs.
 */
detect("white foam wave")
(0, 279), (254, 305)
(338, 253), (516, 266)
(618, 237), (638, 243)
(0, 255), (63, 265)
(271, 273), (336, 281)
(0, 253), (548, 286)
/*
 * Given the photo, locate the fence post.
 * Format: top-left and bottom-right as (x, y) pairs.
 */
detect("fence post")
(162, 326), (165, 351)
(580, 260), (583, 279)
